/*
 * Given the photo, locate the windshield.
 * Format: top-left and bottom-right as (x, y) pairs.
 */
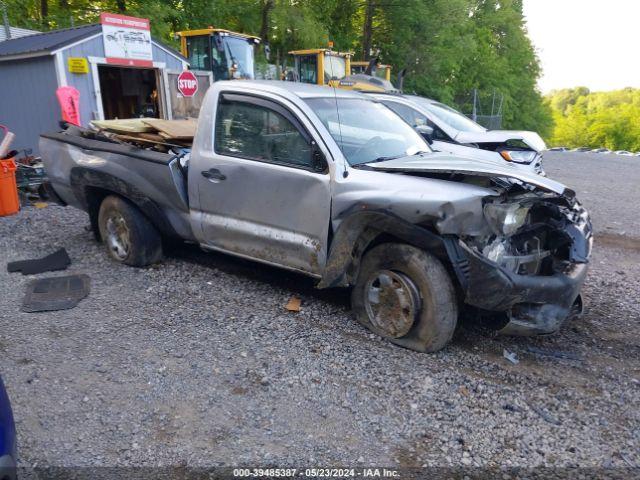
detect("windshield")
(323, 55), (346, 82)
(374, 67), (388, 79)
(305, 98), (431, 165)
(223, 36), (255, 79)
(411, 97), (486, 133)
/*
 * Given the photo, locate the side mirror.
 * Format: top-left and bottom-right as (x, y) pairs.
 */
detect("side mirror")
(311, 146), (328, 173)
(416, 124), (434, 143)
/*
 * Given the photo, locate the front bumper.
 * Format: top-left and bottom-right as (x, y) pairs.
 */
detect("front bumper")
(445, 238), (589, 335)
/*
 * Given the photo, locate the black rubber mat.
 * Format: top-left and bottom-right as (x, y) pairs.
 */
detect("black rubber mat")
(22, 274), (90, 313)
(7, 248), (71, 275)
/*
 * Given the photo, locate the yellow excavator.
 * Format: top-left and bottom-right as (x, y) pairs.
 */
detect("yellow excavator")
(176, 27), (261, 81)
(288, 48), (399, 92)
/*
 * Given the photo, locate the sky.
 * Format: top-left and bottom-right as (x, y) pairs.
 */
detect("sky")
(523, 0), (640, 93)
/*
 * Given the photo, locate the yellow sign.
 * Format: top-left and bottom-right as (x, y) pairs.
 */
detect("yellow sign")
(68, 57), (89, 74)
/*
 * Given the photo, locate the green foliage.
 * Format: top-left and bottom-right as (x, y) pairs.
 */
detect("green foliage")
(3, 0), (551, 133)
(546, 88), (640, 151)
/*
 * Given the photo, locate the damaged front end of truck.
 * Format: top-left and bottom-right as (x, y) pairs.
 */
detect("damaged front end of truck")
(354, 155), (593, 336)
(444, 189), (592, 335)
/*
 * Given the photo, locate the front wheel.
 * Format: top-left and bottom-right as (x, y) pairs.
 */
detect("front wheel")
(351, 243), (458, 352)
(98, 195), (163, 267)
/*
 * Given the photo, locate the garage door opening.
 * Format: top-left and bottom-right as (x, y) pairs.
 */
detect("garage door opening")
(98, 65), (161, 119)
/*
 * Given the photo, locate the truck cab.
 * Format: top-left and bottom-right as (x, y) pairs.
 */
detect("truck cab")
(177, 28), (261, 81)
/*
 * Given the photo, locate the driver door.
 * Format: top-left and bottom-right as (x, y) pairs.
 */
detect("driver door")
(192, 93), (331, 275)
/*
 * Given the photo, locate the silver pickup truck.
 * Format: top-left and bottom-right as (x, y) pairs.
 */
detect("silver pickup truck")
(40, 80), (592, 352)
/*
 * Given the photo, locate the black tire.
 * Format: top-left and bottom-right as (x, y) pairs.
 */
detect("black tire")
(97, 195), (163, 267)
(351, 243), (458, 352)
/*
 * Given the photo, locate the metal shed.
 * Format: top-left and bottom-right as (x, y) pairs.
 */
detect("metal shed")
(0, 25), (40, 42)
(0, 22), (188, 154)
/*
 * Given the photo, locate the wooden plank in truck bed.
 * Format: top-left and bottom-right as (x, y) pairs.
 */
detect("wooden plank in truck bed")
(91, 118), (156, 134)
(142, 119), (197, 139)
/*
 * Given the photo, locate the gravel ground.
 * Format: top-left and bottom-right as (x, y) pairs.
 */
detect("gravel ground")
(543, 151), (640, 239)
(1, 155), (639, 472)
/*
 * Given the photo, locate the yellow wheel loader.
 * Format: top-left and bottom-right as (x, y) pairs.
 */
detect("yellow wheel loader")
(288, 49), (400, 92)
(177, 28), (261, 80)
(287, 48), (352, 86)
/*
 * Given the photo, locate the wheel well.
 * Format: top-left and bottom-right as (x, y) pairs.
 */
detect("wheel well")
(85, 187), (162, 242)
(342, 226), (450, 287)
(85, 186), (112, 241)
(71, 167), (181, 241)
(357, 230), (464, 302)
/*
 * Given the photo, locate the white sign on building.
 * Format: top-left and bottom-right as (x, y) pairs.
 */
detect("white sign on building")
(100, 12), (153, 67)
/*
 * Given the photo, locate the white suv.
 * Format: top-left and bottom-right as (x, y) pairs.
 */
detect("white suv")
(369, 93), (546, 175)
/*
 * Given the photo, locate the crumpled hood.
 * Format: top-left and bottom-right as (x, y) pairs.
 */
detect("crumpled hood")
(365, 152), (566, 194)
(455, 130), (547, 152)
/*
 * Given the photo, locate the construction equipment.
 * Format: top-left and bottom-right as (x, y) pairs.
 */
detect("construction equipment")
(288, 48), (399, 93)
(351, 60), (391, 81)
(176, 28), (261, 81)
(287, 48), (352, 86)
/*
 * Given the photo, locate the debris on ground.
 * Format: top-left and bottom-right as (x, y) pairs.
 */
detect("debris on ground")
(21, 274), (90, 313)
(503, 349), (519, 365)
(7, 247), (70, 275)
(14, 150), (48, 200)
(526, 346), (583, 361)
(528, 403), (562, 426)
(34, 202), (48, 209)
(285, 296), (302, 312)
(620, 453), (636, 468)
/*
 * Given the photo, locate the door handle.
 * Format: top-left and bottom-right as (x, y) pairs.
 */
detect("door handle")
(201, 168), (226, 182)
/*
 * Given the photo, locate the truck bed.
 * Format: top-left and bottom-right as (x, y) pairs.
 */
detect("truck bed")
(40, 127), (195, 241)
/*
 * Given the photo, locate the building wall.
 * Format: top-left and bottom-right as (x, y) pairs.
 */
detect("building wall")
(0, 33), (186, 154)
(61, 34), (186, 126)
(0, 55), (59, 155)
(60, 34), (103, 127)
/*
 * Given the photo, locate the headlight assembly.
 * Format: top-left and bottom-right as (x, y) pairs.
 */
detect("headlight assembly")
(484, 202), (530, 236)
(499, 150), (537, 164)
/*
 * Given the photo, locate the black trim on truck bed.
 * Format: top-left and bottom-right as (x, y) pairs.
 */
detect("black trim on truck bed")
(40, 132), (176, 165)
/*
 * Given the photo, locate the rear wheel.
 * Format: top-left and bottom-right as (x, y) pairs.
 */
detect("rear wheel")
(98, 195), (163, 267)
(351, 243), (458, 352)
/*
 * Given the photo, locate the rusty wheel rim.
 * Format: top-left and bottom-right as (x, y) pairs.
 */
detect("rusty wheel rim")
(364, 269), (420, 338)
(105, 214), (131, 261)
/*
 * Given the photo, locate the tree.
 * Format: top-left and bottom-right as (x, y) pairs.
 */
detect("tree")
(546, 88), (640, 150)
(3, 0), (553, 135)
(259, 0), (274, 43)
(361, 0), (375, 59)
(40, 0), (48, 27)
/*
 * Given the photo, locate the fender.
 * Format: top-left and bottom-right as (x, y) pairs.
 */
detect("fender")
(318, 208), (446, 288)
(69, 167), (180, 239)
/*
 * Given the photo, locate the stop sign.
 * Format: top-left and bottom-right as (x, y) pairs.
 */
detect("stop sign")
(177, 71), (198, 97)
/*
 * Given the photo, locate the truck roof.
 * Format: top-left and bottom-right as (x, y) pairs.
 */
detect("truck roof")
(215, 80), (368, 100)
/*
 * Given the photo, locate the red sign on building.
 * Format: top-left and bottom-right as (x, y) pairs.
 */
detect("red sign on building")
(177, 71), (199, 97)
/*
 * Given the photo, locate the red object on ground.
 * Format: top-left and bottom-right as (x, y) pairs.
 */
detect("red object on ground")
(56, 86), (81, 126)
(0, 158), (20, 217)
(177, 71), (199, 97)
